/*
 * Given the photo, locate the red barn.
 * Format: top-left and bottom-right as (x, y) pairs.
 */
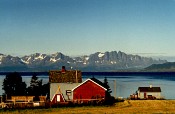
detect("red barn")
(72, 78), (107, 103)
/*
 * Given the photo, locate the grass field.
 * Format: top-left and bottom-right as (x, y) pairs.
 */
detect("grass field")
(1, 100), (175, 114)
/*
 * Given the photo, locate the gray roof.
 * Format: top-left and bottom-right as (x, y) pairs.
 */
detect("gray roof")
(49, 70), (82, 83)
(138, 87), (161, 92)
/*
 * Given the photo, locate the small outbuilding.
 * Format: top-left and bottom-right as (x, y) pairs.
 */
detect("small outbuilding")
(137, 85), (161, 99)
(72, 78), (107, 103)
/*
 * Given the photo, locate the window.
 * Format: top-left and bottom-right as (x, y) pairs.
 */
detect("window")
(66, 90), (72, 96)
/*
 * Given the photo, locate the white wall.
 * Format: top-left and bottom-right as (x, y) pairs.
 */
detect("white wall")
(138, 92), (161, 99)
(50, 83), (80, 101)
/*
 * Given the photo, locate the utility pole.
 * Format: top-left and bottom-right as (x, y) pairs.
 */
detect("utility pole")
(114, 80), (116, 98)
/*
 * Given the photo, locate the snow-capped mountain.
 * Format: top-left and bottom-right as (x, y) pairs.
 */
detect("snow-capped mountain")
(0, 51), (167, 71)
(0, 54), (25, 66)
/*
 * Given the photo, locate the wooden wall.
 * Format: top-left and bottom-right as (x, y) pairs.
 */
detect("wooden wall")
(73, 80), (106, 101)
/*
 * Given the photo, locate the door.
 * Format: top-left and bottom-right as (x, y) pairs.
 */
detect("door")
(144, 92), (147, 98)
(57, 95), (60, 102)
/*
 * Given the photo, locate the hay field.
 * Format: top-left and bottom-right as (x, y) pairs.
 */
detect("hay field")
(1, 100), (175, 114)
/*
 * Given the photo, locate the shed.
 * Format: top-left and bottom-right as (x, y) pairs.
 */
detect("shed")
(72, 78), (107, 103)
(137, 85), (161, 99)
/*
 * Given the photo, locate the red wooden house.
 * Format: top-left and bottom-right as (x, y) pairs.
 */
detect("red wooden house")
(72, 78), (107, 103)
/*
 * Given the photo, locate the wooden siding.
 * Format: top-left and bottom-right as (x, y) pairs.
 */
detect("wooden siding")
(73, 80), (106, 101)
(11, 96), (34, 102)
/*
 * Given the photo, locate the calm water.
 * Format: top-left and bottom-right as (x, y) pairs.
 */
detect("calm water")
(0, 75), (175, 99)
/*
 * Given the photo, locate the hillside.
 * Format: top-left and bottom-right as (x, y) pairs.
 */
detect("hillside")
(145, 62), (175, 71)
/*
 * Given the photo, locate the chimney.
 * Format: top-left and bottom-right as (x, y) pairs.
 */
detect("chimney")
(61, 66), (66, 73)
(76, 70), (78, 83)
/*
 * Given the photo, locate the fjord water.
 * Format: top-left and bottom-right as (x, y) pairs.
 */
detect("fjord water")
(0, 74), (175, 99)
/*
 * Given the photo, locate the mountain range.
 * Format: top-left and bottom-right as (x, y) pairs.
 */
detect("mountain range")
(0, 51), (167, 72)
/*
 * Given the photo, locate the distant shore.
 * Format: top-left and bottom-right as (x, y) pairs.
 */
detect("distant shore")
(1, 71), (175, 76)
(1, 100), (175, 114)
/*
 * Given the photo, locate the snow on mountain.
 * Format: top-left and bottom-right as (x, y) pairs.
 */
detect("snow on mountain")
(50, 58), (56, 62)
(21, 53), (48, 65)
(34, 54), (46, 60)
(0, 55), (3, 61)
(98, 53), (105, 58)
(85, 56), (89, 60)
(50, 58), (60, 62)
(111, 61), (117, 64)
(0, 55), (2, 64)
(21, 56), (31, 64)
(0, 54), (4, 65)
(21, 58), (30, 64)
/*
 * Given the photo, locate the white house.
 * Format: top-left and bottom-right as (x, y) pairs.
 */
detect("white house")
(137, 85), (161, 99)
(49, 67), (82, 104)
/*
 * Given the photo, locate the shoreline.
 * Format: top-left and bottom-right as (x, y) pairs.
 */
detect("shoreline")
(1, 71), (175, 76)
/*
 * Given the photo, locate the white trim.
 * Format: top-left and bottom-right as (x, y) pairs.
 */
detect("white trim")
(72, 78), (107, 91)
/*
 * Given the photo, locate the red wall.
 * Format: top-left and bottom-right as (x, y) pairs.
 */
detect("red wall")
(73, 80), (106, 101)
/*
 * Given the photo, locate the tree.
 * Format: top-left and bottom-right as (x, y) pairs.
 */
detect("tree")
(2, 72), (27, 98)
(103, 77), (116, 105)
(103, 77), (112, 96)
(27, 73), (42, 97)
(27, 74), (50, 100)
(41, 82), (50, 99)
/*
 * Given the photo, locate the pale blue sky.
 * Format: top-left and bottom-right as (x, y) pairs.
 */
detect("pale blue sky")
(1, 0), (175, 56)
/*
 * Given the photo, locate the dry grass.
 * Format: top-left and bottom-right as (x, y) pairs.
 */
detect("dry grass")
(1, 100), (175, 114)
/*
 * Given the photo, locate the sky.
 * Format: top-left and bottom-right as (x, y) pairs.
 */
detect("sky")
(1, 0), (175, 57)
